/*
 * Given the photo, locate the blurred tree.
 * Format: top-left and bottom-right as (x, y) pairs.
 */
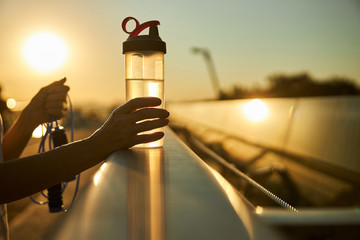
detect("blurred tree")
(219, 72), (360, 99)
(266, 72), (315, 97)
(319, 77), (360, 96)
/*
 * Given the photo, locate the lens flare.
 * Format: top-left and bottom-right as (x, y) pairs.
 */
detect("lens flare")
(6, 98), (16, 109)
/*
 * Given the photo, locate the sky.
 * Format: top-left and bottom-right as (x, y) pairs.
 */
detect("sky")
(0, 0), (359, 106)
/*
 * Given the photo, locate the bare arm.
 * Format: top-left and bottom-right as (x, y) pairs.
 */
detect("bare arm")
(0, 137), (98, 203)
(0, 97), (169, 204)
(2, 108), (34, 161)
(2, 78), (69, 161)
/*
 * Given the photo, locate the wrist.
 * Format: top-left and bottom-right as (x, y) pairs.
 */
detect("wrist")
(19, 106), (39, 132)
(86, 132), (109, 161)
(16, 107), (38, 136)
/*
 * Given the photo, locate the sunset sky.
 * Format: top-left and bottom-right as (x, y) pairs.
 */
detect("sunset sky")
(0, 0), (359, 106)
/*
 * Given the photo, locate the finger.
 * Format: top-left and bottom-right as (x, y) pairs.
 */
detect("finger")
(45, 100), (68, 115)
(130, 108), (169, 122)
(53, 77), (67, 85)
(42, 77), (68, 96)
(47, 92), (68, 102)
(55, 77), (66, 85)
(117, 97), (162, 114)
(130, 132), (165, 147)
(44, 77), (67, 89)
(47, 108), (68, 119)
(133, 118), (169, 134)
(45, 101), (67, 110)
(46, 84), (70, 94)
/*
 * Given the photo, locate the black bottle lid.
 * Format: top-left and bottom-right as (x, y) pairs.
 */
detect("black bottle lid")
(122, 17), (166, 54)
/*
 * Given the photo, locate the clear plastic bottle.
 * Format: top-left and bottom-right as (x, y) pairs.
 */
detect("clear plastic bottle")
(122, 17), (166, 147)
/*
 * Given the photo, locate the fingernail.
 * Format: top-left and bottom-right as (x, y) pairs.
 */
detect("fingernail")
(153, 98), (162, 105)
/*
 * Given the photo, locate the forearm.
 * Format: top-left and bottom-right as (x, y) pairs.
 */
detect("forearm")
(0, 136), (105, 204)
(2, 109), (35, 161)
(2, 107), (38, 161)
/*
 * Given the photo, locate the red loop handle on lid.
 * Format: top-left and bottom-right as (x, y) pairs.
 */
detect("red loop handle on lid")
(122, 17), (160, 37)
(122, 17), (139, 34)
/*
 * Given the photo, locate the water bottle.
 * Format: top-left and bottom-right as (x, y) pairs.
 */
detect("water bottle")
(122, 17), (166, 148)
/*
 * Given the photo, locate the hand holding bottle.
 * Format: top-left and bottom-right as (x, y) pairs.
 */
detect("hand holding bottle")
(89, 97), (169, 157)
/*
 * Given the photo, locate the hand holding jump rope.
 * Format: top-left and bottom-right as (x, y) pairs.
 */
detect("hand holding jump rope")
(28, 77), (78, 213)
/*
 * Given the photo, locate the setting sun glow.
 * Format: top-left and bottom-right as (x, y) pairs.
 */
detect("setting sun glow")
(243, 99), (269, 122)
(23, 32), (68, 72)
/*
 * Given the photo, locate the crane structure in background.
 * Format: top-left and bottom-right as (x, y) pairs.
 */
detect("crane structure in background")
(191, 47), (222, 99)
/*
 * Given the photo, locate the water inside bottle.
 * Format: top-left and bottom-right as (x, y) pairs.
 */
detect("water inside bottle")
(126, 79), (164, 148)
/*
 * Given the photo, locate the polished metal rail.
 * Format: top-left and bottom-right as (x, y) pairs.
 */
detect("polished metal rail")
(187, 135), (299, 212)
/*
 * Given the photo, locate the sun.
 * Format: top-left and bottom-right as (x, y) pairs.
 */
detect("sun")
(23, 32), (68, 72)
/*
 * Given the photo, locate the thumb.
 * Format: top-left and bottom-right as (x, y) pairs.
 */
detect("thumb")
(40, 77), (67, 95)
(55, 77), (67, 85)
(48, 77), (66, 87)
